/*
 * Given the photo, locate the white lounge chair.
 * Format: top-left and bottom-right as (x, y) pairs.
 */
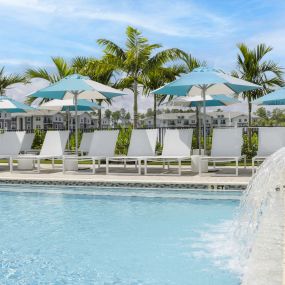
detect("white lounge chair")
(79, 132), (94, 155)
(20, 132), (35, 153)
(252, 127), (285, 174)
(143, 129), (193, 175)
(63, 130), (119, 174)
(0, 131), (26, 156)
(106, 129), (158, 175)
(10, 130), (69, 173)
(199, 128), (245, 176)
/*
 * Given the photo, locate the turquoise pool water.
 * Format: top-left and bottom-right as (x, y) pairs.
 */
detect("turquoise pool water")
(0, 185), (240, 285)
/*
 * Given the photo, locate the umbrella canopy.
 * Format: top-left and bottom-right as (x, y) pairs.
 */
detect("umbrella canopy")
(30, 74), (127, 153)
(153, 67), (261, 150)
(0, 96), (34, 113)
(253, 87), (285, 106)
(167, 94), (240, 108)
(39, 99), (102, 112)
(31, 74), (127, 100)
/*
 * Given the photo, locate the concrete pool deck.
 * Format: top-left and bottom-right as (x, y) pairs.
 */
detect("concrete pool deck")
(0, 163), (251, 189)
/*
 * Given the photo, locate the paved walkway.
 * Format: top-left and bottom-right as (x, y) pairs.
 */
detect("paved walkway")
(0, 163), (251, 186)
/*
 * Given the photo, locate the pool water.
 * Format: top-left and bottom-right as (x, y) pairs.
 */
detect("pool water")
(0, 186), (240, 285)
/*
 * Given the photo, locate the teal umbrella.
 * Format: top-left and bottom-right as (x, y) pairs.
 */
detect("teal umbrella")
(0, 96), (34, 113)
(253, 87), (285, 105)
(153, 67), (261, 150)
(0, 96), (35, 130)
(30, 74), (126, 153)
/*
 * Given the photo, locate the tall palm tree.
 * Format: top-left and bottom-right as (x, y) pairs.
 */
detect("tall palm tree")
(0, 67), (26, 96)
(141, 65), (183, 128)
(97, 26), (183, 128)
(233, 43), (284, 151)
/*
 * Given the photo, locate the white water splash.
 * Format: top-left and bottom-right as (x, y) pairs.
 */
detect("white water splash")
(194, 148), (285, 284)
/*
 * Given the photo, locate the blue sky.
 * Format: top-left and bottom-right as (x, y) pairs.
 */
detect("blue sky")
(1, 0), (285, 111)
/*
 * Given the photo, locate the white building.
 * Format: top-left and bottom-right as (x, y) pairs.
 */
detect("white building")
(142, 111), (258, 128)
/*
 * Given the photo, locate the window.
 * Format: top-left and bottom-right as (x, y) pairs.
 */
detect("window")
(213, 119), (218, 124)
(191, 120), (195, 123)
(239, 119), (242, 122)
(36, 125), (41, 129)
(36, 116), (41, 121)
(221, 119), (226, 124)
(0, 122), (2, 128)
(244, 119), (247, 122)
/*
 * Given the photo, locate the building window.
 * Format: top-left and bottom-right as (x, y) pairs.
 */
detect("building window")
(36, 116), (41, 121)
(221, 119), (226, 124)
(191, 120), (195, 123)
(239, 119), (242, 122)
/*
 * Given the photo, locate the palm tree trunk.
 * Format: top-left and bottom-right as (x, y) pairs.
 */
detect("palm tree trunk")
(153, 95), (157, 129)
(248, 99), (252, 153)
(98, 100), (102, 129)
(133, 79), (138, 128)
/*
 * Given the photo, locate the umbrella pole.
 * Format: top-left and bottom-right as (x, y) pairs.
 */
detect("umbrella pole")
(202, 87), (207, 152)
(74, 93), (78, 155)
(196, 106), (201, 153)
(67, 109), (70, 150)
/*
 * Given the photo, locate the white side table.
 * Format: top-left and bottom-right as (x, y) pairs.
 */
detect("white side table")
(64, 158), (78, 171)
(191, 155), (208, 173)
(17, 159), (34, 170)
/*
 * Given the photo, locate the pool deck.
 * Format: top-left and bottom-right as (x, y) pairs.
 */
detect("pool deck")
(0, 163), (251, 188)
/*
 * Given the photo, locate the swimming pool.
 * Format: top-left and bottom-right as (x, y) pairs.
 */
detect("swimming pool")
(0, 185), (240, 285)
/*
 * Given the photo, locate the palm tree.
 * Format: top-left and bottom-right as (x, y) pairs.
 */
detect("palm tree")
(141, 65), (183, 128)
(25, 57), (75, 104)
(81, 58), (117, 128)
(233, 43), (284, 151)
(97, 26), (183, 128)
(178, 52), (206, 73)
(0, 67), (26, 96)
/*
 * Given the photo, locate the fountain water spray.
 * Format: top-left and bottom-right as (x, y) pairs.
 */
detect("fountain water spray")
(236, 147), (285, 285)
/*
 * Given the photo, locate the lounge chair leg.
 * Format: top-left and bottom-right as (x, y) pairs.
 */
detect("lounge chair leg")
(37, 158), (40, 173)
(178, 159), (182, 175)
(144, 159), (147, 175)
(244, 156), (247, 168)
(9, 157), (13, 173)
(92, 158), (96, 174)
(235, 158), (238, 176)
(138, 160), (141, 175)
(163, 160), (165, 169)
(124, 160), (127, 168)
(52, 158), (55, 169)
(106, 158), (109, 175)
(167, 162), (170, 170)
(62, 157), (65, 173)
(213, 162), (216, 169)
(135, 160), (137, 169)
(98, 160), (101, 169)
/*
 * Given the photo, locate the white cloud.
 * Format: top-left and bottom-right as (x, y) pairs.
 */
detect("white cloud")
(5, 78), (49, 102)
(0, 0), (234, 38)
